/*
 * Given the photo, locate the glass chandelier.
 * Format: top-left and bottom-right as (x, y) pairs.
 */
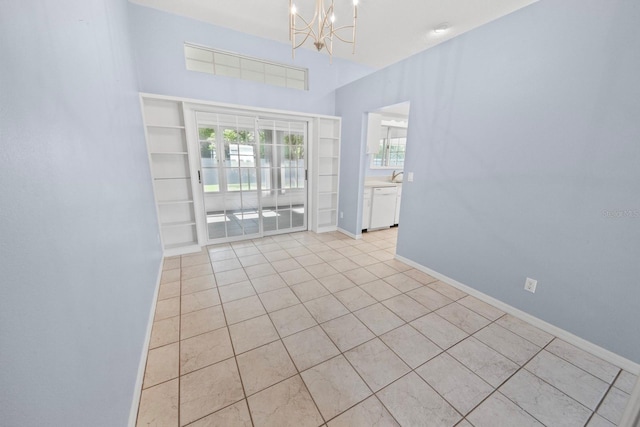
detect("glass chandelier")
(289, 0), (359, 62)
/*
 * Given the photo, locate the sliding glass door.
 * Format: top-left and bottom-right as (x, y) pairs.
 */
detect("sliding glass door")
(195, 111), (307, 243)
(258, 119), (307, 234)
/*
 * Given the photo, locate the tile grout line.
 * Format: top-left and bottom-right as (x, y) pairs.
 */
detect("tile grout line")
(289, 238), (430, 425)
(248, 233), (359, 423)
(219, 231), (470, 426)
(220, 243), (257, 427)
(153, 228), (621, 426)
(248, 263), (331, 425)
(177, 256), (183, 427)
(230, 232), (399, 425)
(439, 319), (553, 423)
(281, 262), (405, 425)
(415, 280), (626, 423)
(583, 368), (623, 426)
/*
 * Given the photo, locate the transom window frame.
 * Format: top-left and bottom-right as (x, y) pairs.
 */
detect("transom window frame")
(184, 43), (309, 91)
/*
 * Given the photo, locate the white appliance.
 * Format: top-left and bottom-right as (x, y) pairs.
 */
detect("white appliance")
(362, 187), (372, 230)
(394, 185), (402, 225)
(370, 186), (398, 229)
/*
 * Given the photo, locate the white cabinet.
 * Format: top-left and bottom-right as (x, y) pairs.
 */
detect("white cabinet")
(312, 117), (341, 233)
(141, 96), (199, 256)
(362, 187), (372, 230)
(370, 186), (398, 229)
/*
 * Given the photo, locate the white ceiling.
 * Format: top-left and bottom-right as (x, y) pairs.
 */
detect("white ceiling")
(130, 0), (537, 69)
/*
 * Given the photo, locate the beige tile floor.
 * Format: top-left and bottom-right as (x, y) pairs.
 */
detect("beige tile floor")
(137, 228), (636, 427)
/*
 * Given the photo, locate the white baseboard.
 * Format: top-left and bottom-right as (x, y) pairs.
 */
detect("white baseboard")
(395, 255), (640, 376)
(620, 375), (640, 427)
(128, 258), (164, 427)
(337, 227), (362, 240)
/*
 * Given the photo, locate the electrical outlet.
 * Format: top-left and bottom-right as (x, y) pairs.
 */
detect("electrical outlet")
(340, 211), (344, 219)
(524, 277), (537, 293)
(407, 172), (414, 182)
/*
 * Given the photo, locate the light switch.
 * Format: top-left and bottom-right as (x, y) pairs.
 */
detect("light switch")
(407, 172), (414, 182)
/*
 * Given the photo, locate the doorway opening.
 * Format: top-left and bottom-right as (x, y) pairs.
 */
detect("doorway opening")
(362, 101), (411, 256)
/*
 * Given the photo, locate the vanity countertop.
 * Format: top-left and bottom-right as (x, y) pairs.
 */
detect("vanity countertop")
(364, 177), (403, 188)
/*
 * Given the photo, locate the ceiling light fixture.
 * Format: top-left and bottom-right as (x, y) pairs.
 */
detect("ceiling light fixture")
(289, 0), (359, 63)
(433, 23), (450, 35)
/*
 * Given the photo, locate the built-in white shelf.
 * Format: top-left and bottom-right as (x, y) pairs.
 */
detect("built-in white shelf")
(158, 200), (194, 205)
(161, 220), (197, 228)
(311, 117), (341, 233)
(164, 242), (199, 251)
(142, 95), (199, 256)
(146, 125), (186, 129)
(154, 177), (191, 180)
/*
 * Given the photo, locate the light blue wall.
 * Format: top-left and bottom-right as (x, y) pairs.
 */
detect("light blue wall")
(127, 3), (373, 116)
(336, 0), (640, 362)
(0, 1), (163, 425)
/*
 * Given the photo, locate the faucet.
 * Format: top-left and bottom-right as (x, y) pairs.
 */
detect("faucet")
(391, 170), (403, 182)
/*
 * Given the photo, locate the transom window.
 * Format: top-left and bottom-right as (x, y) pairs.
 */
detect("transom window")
(185, 43), (308, 91)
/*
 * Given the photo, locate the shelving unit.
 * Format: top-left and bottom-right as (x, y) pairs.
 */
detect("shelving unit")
(140, 93), (343, 249)
(141, 96), (200, 256)
(312, 117), (341, 232)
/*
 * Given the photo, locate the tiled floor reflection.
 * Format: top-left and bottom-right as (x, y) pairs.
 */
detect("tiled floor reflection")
(137, 228), (636, 426)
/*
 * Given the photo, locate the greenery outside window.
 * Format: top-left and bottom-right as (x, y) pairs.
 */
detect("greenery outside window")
(199, 125), (305, 193)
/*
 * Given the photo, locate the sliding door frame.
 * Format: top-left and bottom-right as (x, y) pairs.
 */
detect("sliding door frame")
(184, 101), (314, 245)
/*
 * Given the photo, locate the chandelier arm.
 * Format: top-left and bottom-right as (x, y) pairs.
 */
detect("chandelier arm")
(330, 24), (354, 32)
(352, 5), (357, 54)
(293, 26), (318, 41)
(317, 9), (333, 35)
(324, 38), (333, 56)
(292, 23), (319, 39)
(292, 31), (316, 50)
(289, 0), (358, 60)
(332, 33), (355, 44)
(293, 13), (315, 31)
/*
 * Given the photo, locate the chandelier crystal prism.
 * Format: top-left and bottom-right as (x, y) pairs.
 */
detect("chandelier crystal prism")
(289, 0), (359, 62)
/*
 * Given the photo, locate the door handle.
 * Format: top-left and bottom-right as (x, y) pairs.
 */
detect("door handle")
(198, 170), (201, 184)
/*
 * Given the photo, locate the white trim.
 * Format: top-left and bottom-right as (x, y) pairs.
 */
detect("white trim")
(184, 42), (309, 91)
(143, 92), (338, 246)
(337, 227), (361, 240)
(164, 244), (202, 258)
(128, 259), (164, 427)
(139, 92), (339, 121)
(315, 226), (338, 234)
(395, 254), (640, 375)
(620, 376), (640, 427)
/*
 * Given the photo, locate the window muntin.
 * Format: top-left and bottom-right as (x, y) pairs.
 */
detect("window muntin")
(371, 125), (407, 169)
(185, 43), (308, 91)
(197, 119), (306, 194)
